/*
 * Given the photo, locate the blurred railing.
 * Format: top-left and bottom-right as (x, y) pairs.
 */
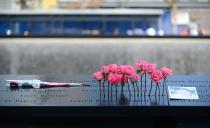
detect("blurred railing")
(1, 0), (210, 10)
(0, 0), (210, 37)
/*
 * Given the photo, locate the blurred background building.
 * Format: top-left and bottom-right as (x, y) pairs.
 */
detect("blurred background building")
(0, 0), (210, 76)
(0, 0), (210, 37)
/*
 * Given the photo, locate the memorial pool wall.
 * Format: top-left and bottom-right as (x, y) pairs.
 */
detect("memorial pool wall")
(0, 38), (210, 75)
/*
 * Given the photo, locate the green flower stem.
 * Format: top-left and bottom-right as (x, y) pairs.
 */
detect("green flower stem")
(157, 83), (160, 96)
(102, 80), (105, 98)
(108, 82), (110, 100)
(144, 73), (147, 95)
(162, 78), (166, 96)
(116, 85), (118, 104)
(99, 80), (101, 92)
(111, 84), (113, 98)
(135, 82), (140, 96)
(121, 83), (124, 95)
(140, 76), (143, 96)
(132, 82), (136, 96)
(127, 81), (131, 96)
(155, 83), (158, 96)
(99, 81), (101, 101)
(149, 80), (152, 96)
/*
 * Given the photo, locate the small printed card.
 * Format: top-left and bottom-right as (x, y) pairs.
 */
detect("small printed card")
(168, 86), (199, 100)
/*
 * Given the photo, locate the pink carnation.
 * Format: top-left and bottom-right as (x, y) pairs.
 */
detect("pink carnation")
(134, 60), (149, 71)
(118, 65), (135, 75)
(160, 67), (173, 77)
(92, 71), (104, 81)
(108, 64), (119, 73)
(145, 63), (156, 74)
(118, 65), (126, 74)
(100, 65), (110, 74)
(151, 70), (164, 83)
(129, 73), (140, 82)
(108, 73), (122, 85)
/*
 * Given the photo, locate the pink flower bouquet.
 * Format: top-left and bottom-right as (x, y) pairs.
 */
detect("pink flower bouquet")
(92, 60), (173, 98)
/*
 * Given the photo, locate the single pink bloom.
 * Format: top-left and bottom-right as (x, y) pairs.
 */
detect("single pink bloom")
(146, 63), (156, 74)
(129, 73), (140, 82)
(108, 73), (122, 85)
(120, 65), (135, 75)
(100, 65), (110, 74)
(108, 64), (119, 73)
(118, 65), (126, 74)
(160, 67), (173, 77)
(151, 70), (164, 83)
(124, 65), (135, 75)
(134, 60), (149, 71)
(92, 71), (104, 81)
(118, 65), (135, 75)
